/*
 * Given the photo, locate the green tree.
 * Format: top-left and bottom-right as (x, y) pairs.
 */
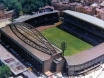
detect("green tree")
(1, 0), (22, 16)
(0, 0), (52, 15)
(0, 0), (3, 3)
(0, 65), (11, 78)
(21, 0), (51, 14)
(14, 2), (22, 17)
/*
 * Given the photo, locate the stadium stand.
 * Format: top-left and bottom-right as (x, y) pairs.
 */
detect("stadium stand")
(0, 22), (65, 75)
(63, 10), (104, 38)
(57, 10), (104, 76)
(14, 11), (59, 27)
(65, 42), (104, 76)
(59, 10), (104, 46)
(59, 22), (104, 45)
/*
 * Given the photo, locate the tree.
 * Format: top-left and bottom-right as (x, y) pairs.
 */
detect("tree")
(0, 0), (52, 15)
(21, 0), (51, 14)
(0, 65), (11, 78)
(7, 0), (17, 10)
(14, 2), (22, 17)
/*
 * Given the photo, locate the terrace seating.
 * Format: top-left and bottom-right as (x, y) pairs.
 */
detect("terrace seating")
(65, 17), (104, 39)
(59, 22), (104, 46)
(24, 13), (59, 27)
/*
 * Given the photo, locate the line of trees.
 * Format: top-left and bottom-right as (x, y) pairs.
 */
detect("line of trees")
(0, 0), (51, 16)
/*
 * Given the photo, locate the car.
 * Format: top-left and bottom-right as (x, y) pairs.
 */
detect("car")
(6, 45), (9, 48)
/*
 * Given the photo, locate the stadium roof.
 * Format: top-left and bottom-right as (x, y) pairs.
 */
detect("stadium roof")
(1, 22), (61, 61)
(65, 42), (104, 66)
(64, 10), (104, 29)
(14, 10), (59, 22)
(1, 25), (51, 61)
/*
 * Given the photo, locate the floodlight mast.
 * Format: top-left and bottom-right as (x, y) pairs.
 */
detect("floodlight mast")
(12, 9), (15, 23)
(61, 41), (67, 56)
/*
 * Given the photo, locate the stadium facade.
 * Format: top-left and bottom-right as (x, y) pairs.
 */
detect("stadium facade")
(1, 10), (104, 76)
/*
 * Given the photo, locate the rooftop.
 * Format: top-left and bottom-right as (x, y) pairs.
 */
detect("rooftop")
(1, 22), (61, 61)
(1, 25), (51, 61)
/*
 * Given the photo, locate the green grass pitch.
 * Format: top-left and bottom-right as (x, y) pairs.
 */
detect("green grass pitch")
(41, 27), (93, 56)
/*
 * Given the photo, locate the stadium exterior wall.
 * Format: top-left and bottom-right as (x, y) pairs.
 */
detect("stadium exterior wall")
(44, 54), (64, 73)
(67, 55), (104, 75)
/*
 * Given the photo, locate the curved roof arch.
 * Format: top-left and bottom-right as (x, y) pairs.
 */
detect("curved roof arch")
(64, 10), (104, 29)
(10, 22), (58, 55)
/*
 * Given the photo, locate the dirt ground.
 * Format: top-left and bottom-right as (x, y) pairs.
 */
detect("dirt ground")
(36, 21), (62, 32)
(36, 24), (55, 32)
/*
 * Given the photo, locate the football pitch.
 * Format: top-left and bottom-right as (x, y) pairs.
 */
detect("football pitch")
(41, 27), (93, 56)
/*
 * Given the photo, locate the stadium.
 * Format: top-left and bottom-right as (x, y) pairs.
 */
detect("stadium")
(1, 10), (104, 76)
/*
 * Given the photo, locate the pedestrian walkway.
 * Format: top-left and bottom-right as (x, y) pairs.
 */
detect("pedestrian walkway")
(36, 21), (62, 32)
(0, 19), (11, 28)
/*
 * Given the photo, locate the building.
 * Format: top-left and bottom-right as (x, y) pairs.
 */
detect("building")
(39, 5), (54, 13)
(51, 0), (104, 20)
(61, 10), (104, 75)
(0, 11), (66, 76)
(0, 22), (65, 74)
(84, 0), (102, 5)
(1, 10), (104, 77)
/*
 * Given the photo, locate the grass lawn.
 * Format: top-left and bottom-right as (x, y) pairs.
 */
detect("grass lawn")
(41, 27), (93, 56)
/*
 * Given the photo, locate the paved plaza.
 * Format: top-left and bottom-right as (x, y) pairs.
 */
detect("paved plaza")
(0, 19), (11, 28)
